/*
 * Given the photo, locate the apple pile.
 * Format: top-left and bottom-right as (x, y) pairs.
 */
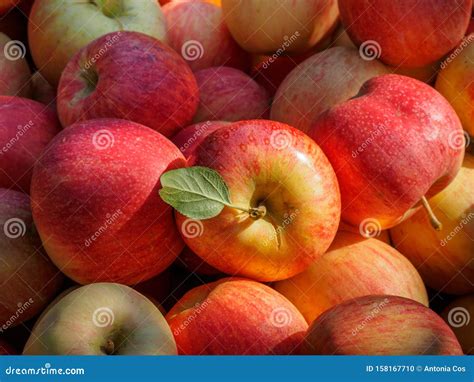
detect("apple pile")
(0, 0), (472, 356)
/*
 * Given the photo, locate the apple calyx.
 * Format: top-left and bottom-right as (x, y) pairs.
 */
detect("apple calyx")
(159, 166), (267, 221)
(420, 196), (443, 231)
(102, 339), (115, 355)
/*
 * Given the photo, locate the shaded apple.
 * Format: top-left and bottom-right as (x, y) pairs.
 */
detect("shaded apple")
(166, 278), (308, 354)
(0, 32), (31, 98)
(0, 339), (16, 354)
(30, 119), (186, 285)
(302, 295), (463, 355)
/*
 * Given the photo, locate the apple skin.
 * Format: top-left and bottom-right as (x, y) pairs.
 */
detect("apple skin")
(221, 0), (338, 54)
(0, 339), (16, 354)
(0, 33), (31, 98)
(274, 231), (428, 324)
(442, 295), (474, 354)
(28, 0), (167, 86)
(309, 74), (464, 230)
(166, 278), (308, 355)
(57, 31), (198, 138)
(0, 0), (19, 14)
(171, 120), (230, 158)
(302, 295), (463, 355)
(163, 0), (248, 72)
(30, 118), (186, 285)
(175, 120), (341, 281)
(28, 71), (56, 108)
(0, 188), (64, 329)
(390, 154), (474, 295)
(436, 36), (474, 137)
(338, 0), (472, 68)
(0, 96), (60, 193)
(271, 47), (388, 134)
(176, 246), (221, 276)
(23, 283), (177, 355)
(193, 66), (270, 123)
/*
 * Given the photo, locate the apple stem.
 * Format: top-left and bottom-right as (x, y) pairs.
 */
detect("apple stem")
(420, 196), (443, 231)
(103, 339), (115, 355)
(226, 203), (267, 220)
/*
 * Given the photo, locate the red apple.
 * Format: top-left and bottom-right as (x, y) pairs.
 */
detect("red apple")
(390, 154), (474, 295)
(175, 120), (341, 281)
(28, 71), (56, 108)
(222, 0), (338, 54)
(163, 0), (248, 71)
(57, 31), (198, 138)
(171, 120), (229, 158)
(0, 0), (19, 14)
(28, 0), (167, 86)
(274, 231), (428, 324)
(309, 74), (464, 230)
(338, 0), (472, 68)
(0, 339), (16, 354)
(271, 47), (388, 133)
(166, 278), (308, 354)
(442, 295), (474, 354)
(0, 33), (30, 98)
(0, 188), (64, 329)
(303, 295), (463, 355)
(193, 66), (269, 123)
(30, 118), (186, 285)
(23, 283), (177, 355)
(0, 96), (60, 193)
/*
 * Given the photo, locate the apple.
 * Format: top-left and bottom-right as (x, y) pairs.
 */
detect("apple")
(28, 71), (56, 108)
(302, 295), (463, 355)
(221, 0), (338, 54)
(390, 154), (474, 295)
(175, 119), (341, 281)
(171, 120), (229, 158)
(0, 0), (19, 14)
(28, 0), (168, 86)
(163, 0), (248, 72)
(0, 32), (31, 98)
(30, 118), (186, 285)
(0, 95), (60, 193)
(436, 35), (474, 137)
(0, 339), (16, 354)
(309, 74), (464, 230)
(193, 66), (269, 123)
(166, 278), (307, 355)
(271, 47), (388, 133)
(57, 31), (198, 138)
(0, 188), (64, 329)
(442, 295), (474, 354)
(23, 283), (177, 355)
(274, 231), (428, 324)
(338, 0), (472, 68)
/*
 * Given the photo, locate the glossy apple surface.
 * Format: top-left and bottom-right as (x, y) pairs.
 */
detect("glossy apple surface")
(58, 31), (198, 138)
(309, 74), (464, 230)
(30, 119), (186, 285)
(166, 278), (307, 354)
(176, 120), (341, 281)
(303, 295), (463, 355)
(23, 283), (177, 355)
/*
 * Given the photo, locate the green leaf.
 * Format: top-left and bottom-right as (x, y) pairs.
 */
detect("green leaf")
(159, 166), (232, 220)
